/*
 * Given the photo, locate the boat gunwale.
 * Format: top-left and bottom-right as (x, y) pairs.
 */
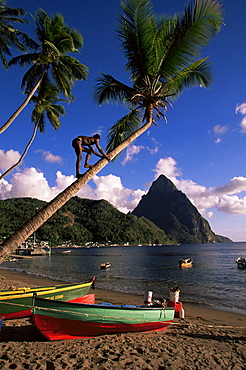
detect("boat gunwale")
(34, 296), (175, 312)
(0, 282), (92, 301)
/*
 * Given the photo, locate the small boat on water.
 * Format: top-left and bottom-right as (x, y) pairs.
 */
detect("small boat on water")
(55, 250), (71, 254)
(0, 278), (95, 320)
(236, 257), (246, 269)
(32, 296), (175, 340)
(100, 262), (111, 269)
(179, 258), (193, 268)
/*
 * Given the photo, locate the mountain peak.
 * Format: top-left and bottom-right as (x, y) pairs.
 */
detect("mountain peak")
(132, 175), (231, 244)
(149, 175), (178, 193)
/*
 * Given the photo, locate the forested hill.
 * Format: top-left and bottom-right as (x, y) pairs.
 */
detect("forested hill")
(0, 197), (175, 246)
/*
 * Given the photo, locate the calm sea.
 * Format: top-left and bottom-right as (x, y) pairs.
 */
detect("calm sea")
(1, 242), (246, 313)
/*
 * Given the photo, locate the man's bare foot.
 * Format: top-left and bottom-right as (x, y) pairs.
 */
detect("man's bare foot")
(84, 164), (93, 169)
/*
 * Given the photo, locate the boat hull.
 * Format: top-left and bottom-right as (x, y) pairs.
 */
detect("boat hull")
(236, 257), (246, 269)
(179, 258), (193, 268)
(0, 279), (94, 319)
(33, 297), (175, 340)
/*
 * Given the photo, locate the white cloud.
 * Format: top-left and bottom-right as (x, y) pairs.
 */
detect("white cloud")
(35, 149), (62, 163)
(146, 146), (159, 154)
(235, 103), (246, 133)
(235, 102), (246, 115)
(121, 144), (144, 166)
(42, 151), (62, 163)
(213, 124), (228, 135)
(93, 174), (145, 213)
(153, 157), (181, 183)
(0, 149), (20, 172)
(0, 168), (145, 214)
(215, 138), (222, 143)
(239, 116), (246, 133)
(215, 177), (246, 195)
(217, 195), (246, 214)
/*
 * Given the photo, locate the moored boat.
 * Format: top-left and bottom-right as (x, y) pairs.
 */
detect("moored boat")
(32, 296), (175, 340)
(100, 262), (111, 269)
(236, 257), (246, 269)
(0, 278), (95, 320)
(179, 258), (193, 268)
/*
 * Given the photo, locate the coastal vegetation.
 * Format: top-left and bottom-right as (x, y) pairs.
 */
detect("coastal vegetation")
(0, 197), (175, 246)
(0, 0), (224, 262)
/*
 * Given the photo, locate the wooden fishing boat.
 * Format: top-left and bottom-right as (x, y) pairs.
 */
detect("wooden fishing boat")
(32, 296), (175, 340)
(100, 262), (111, 269)
(179, 258), (193, 268)
(236, 257), (246, 269)
(0, 277), (95, 320)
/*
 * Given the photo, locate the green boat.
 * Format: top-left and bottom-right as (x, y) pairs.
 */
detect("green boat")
(32, 295), (175, 340)
(0, 277), (95, 319)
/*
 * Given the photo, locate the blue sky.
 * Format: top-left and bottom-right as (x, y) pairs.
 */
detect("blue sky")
(1, 0), (246, 242)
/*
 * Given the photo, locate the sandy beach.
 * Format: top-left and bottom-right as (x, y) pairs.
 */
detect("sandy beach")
(0, 270), (245, 369)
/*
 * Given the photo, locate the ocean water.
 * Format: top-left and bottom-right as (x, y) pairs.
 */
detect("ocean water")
(1, 242), (246, 313)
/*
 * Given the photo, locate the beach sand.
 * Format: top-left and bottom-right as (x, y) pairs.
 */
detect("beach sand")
(0, 270), (245, 369)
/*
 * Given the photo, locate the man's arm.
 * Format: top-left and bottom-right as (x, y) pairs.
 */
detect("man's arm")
(95, 142), (110, 161)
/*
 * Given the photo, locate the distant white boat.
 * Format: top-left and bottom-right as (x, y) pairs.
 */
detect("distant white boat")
(55, 250), (71, 254)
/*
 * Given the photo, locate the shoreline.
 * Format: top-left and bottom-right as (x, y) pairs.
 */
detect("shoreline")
(1, 267), (245, 322)
(0, 269), (245, 369)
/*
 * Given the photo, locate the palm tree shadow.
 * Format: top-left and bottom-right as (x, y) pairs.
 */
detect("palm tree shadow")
(169, 331), (245, 343)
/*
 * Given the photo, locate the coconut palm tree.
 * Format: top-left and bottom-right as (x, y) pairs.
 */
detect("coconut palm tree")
(0, 8), (88, 134)
(0, 0), (224, 262)
(0, 0), (36, 69)
(0, 81), (66, 180)
(95, 0), (224, 154)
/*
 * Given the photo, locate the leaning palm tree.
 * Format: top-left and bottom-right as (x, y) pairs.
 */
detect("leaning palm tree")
(0, 8), (88, 134)
(0, 0), (36, 69)
(0, 0), (224, 262)
(0, 81), (66, 180)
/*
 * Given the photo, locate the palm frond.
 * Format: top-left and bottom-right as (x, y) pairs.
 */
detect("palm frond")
(8, 52), (40, 67)
(106, 109), (141, 152)
(60, 55), (88, 81)
(94, 72), (135, 106)
(158, 0), (224, 79)
(118, 0), (158, 80)
(164, 57), (212, 99)
(21, 63), (45, 92)
(0, 1), (36, 68)
(31, 81), (66, 133)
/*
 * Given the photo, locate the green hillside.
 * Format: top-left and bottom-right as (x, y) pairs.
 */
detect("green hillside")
(0, 197), (175, 246)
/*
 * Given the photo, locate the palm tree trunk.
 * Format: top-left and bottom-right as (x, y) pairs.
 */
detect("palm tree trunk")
(0, 74), (44, 134)
(0, 116), (152, 263)
(0, 123), (38, 180)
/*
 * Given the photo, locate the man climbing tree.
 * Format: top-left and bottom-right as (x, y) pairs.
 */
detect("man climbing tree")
(72, 134), (110, 177)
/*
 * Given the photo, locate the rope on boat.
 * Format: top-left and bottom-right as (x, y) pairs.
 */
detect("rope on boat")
(0, 301), (31, 308)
